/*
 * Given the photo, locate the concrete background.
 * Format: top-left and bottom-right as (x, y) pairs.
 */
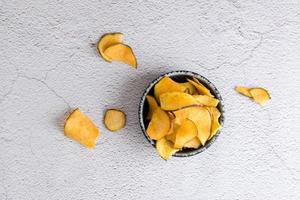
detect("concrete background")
(1, 0), (300, 199)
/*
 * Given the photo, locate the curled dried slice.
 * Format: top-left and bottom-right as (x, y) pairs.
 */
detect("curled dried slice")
(104, 43), (137, 68)
(104, 109), (126, 131)
(174, 119), (198, 149)
(166, 132), (176, 143)
(146, 95), (158, 120)
(235, 86), (252, 97)
(180, 82), (197, 95)
(235, 86), (270, 106)
(160, 92), (199, 111)
(154, 76), (186, 102)
(183, 137), (201, 149)
(249, 88), (270, 106)
(97, 33), (124, 62)
(156, 137), (179, 160)
(207, 107), (221, 140)
(193, 95), (219, 107)
(188, 79), (214, 97)
(146, 107), (170, 140)
(64, 108), (100, 148)
(173, 107), (211, 145)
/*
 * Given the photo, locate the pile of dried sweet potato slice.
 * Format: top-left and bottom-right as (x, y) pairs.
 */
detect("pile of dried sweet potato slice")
(146, 76), (222, 160)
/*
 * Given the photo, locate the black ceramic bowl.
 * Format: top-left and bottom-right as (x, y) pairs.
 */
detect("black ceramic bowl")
(139, 70), (224, 157)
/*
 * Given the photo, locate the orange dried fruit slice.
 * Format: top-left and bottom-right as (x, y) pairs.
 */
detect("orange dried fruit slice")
(173, 107), (211, 145)
(156, 137), (179, 160)
(97, 33), (123, 62)
(146, 107), (170, 140)
(188, 79), (214, 97)
(249, 88), (270, 106)
(159, 92), (199, 111)
(104, 109), (126, 131)
(64, 108), (100, 149)
(235, 86), (270, 106)
(180, 82), (197, 95)
(235, 86), (252, 97)
(104, 43), (137, 68)
(193, 95), (219, 107)
(183, 137), (201, 149)
(173, 119), (198, 149)
(207, 107), (221, 140)
(154, 76), (186, 102)
(146, 95), (158, 120)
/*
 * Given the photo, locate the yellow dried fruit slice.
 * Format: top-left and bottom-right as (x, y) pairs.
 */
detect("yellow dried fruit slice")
(174, 119), (198, 149)
(183, 137), (201, 149)
(104, 109), (126, 131)
(160, 92), (199, 111)
(193, 95), (219, 107)
(97, 33), (124, 62)
(156, 137), (179, 160)
(64, 108), (100, 149)
(154, 76), (186, 102)
(173, 107), (211, 145)
(207, 107), (221, 140)
(104, 43), (137, 68)
(249, 88), (271, 106)
(235, 86), (252, 97)
(146, 107), (170, 140)
(146, 95), (158, 120)
(180, 82), (197, 95)
(166, 132), (176, 143)
(188, 79), (214, 97)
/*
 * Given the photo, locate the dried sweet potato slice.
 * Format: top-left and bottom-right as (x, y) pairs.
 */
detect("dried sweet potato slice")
(154, 76), (186, 102)
(235, 86), (252, 97)
(235, 86), (270, 106)
(104, 43), (137, 68)
(180, 82), (197, 95)
(207, 107), (221, 140)
(166, 132), (176, 143)
(193, 95), (219, 107)
(249, 88), (271, 106)
(156, 137), (179, 160)
(173, 107), (211, 145)
(64, 108), (100, 148)
(104, 109), (126, 131)
(188, 79), (214, 97)
(97, 33), (123, 62)
(146, 107), (170, 140)
(160, 92), (199, 111)
(174, 119), (198, 149)
(183, 137), (201, 149)
(146, 95), (158, 120)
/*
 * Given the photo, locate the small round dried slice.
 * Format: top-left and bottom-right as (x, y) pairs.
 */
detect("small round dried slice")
(104, 109), (126, 132)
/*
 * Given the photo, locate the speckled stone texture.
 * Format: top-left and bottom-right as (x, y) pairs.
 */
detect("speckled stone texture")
(0, 1), (300, 199)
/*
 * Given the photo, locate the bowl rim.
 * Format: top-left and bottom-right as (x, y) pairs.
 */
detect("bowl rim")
(138, 70), (225, 157)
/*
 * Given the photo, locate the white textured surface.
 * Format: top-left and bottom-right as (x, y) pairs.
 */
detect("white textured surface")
(1, 0), (300, 199)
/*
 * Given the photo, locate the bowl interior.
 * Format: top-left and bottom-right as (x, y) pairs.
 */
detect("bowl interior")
(139, 71), (224, 157)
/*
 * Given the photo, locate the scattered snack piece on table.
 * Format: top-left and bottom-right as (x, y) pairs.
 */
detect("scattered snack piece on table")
(104, 109), (126, 131)
(235, 86), (270, 106)
(97, 33), (123, 62)
(64, 108), (100, 149)
(146, 76), (222, 160)
(97, 32), (137, 68)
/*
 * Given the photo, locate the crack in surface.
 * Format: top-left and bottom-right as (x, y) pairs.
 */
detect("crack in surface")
(43, 53), (75, 81)
(0, 75), (19, 105)
(19, 75), (71, 109)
